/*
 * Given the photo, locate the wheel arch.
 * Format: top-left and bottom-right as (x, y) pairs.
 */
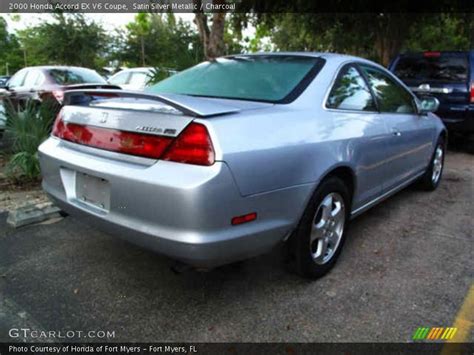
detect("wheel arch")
(321, 165), (356, 203)
(295, 164), (357, 230)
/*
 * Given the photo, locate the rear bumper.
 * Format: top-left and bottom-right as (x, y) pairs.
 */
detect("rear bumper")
(437, 105), (474, 134)
(39, 138), (311, 267)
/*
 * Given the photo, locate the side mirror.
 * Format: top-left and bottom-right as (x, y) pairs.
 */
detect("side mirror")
(419, 97), (440, 115)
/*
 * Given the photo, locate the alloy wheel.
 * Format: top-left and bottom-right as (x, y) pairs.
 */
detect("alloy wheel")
(310, 192), (346, 265)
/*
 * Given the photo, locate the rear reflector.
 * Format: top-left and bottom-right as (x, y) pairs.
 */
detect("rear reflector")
(231, 212), (257, 226)
(162, 123), (215, 166)
(470, 82), (474, 103)
(52, 114), (173, 159)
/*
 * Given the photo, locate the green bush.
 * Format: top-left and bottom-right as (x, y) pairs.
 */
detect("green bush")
(4, 99), (59, 181)
(146, 67), (175, 86)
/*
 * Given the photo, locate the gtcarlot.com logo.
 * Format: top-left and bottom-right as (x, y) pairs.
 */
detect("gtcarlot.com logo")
(9, 328), (116, 339)
(412, 327), (457, 341)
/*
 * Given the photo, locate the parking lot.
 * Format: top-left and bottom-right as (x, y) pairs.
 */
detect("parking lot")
(0, 150), (472, 343)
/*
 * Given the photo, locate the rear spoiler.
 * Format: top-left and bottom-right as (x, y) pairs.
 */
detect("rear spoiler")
(63, 89), (241, 118)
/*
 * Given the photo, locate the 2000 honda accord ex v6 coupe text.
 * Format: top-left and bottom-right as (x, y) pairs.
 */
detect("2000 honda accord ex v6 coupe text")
(39, 53), (446, 279)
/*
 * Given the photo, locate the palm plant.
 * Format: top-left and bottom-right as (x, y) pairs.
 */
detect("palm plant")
(146, 67), (174, 86)
(4, 98), (59, 181)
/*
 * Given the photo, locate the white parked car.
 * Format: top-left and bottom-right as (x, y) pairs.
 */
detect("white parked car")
(108, 67), (177, 91)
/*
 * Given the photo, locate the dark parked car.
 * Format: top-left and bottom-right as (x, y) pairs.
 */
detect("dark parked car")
(0, 76), (11, 88)
(389, 51), (474, 152)
(0, 66), (120, 109)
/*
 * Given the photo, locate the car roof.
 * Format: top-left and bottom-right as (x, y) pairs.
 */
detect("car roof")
(227, 51), (382, 68)
(21, 66), (98, 71)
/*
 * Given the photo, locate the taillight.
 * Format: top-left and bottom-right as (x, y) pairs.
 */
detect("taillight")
(470, 82), (474, 103)
(424, 51), (441, 57)
(52, 114), (215, 165)
(162, 123), (215, 166)
(52, 113), (173, 159)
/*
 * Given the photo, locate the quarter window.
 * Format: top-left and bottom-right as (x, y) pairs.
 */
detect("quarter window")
(361, 66), (416, 114)
(327, 65), (376, 111)
(129, 72), (149, 86)
(23, 70), (41, 88)
(109, 71), (130, 85)
(8, 69), (27, 88)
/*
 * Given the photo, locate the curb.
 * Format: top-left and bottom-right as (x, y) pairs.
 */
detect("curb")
(7, 202), (62, 228)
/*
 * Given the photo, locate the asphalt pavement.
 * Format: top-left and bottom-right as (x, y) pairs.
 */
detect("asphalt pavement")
(0, 151), (472, 343)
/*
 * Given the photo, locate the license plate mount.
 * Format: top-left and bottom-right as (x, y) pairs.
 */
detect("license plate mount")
(75, 172), (110, 211)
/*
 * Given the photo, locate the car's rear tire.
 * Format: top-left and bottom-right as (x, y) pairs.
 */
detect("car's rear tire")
(418, 137), (445, 191)
(289, 176), (351, 279)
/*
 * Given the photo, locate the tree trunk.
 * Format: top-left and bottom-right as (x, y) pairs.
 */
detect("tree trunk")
(194, 0), (226, 60)
(374, 14), (408, 66)
(140, 36), (146, 66)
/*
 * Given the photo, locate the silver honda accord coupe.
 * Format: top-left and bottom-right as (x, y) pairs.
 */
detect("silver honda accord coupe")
(38, 53), (446, 279)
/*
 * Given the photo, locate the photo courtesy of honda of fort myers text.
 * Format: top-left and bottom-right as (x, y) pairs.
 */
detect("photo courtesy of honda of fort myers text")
(0, 0), (473, 354)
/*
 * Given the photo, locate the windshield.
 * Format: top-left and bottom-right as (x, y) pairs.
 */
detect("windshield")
(146, 55), (323, 103)
(48, 68), (106, 85)
(393, 54), (469, 82)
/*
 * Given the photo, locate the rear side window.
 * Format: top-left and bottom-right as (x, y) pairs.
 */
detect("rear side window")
(362, 66), (416, 114)
(129, 72), (149, 86)
(8, 69), (27, 88)
(48, 68), (106, 85)
(23, 70), (42, 88)
(326, 65), (376, 111)
(109, 71), (130, 85)
(393, 54), (469, 82)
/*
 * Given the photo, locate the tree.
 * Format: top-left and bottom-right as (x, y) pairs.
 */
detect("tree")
(17, 14), (108, 69)
(0, 17), (23, 75)
(403, 13), (473, 52)
(248, 12), (473, 66)
(193, 0), (227, 60)
(115, 13), (202, 70)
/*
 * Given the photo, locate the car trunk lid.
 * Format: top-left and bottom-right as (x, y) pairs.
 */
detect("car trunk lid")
(55, 90), (272, 163)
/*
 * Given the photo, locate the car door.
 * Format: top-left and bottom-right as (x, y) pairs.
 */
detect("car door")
(325, 64), (389, 209)
(5, 69), (28, 109)
(20, 69), (43, 103)
(360, 64), (434, 192)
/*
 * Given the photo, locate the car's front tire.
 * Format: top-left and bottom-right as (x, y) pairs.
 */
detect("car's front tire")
(289, 176), (351, 279)
(418, 137), (445, 191)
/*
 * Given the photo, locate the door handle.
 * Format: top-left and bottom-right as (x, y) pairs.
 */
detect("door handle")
(391, 128), (401, 137)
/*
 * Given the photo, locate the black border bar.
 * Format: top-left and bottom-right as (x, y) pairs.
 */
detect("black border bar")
(1, 342), (474, 355)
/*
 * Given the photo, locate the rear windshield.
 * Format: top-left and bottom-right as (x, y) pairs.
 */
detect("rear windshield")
(48, 68), (106, 85)
(393, 54), (469, 82)
(146, 55), (323, 103)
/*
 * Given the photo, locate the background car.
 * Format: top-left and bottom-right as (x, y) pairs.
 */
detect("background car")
(0, 66), (120, 109)
(39, 53), (446, 279)
(0, 75), (11, 88)
(389, 51), (474, 152)
(108, 67), (177, 91)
